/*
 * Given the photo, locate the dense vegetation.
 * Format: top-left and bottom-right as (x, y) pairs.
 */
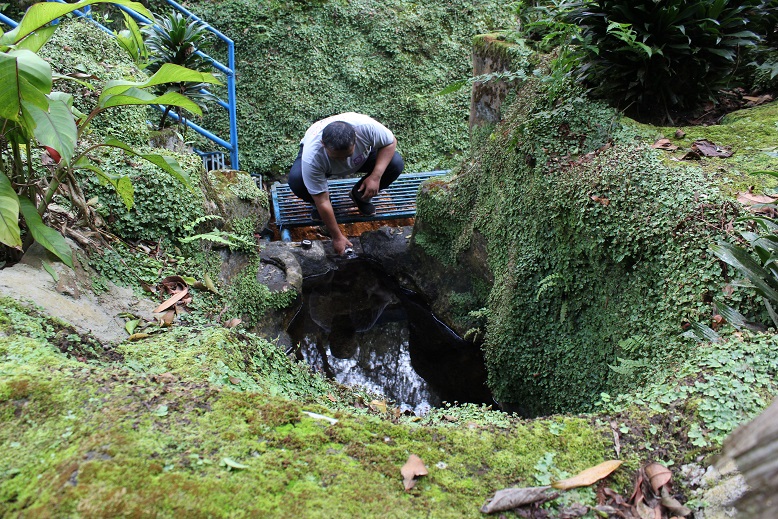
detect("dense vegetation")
(414, 35), (778, 417)
(170, 0), (516, 176)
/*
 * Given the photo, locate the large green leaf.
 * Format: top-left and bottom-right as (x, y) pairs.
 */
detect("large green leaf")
(99, 87), (203, 115)
(24, 99), (77, 165)
(19, 197), (73, 268)
(0, 54), (20, 120)
(1, 0), (152, 49)
(710, 241), (778, 303)
(0, 50), (52, 121)
(0, 172), (22, 249)
(15, 25), (57, 53)
(101, 63), (221, 98)
(104, 138), (191, 188)
(73, 156), (134, 210)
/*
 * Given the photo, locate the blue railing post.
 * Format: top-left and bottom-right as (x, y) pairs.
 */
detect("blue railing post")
(0, 13), (18, 28)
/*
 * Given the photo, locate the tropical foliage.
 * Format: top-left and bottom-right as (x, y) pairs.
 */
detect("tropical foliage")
(710, 174), (778, 331)
(0, 0), (220, 266)
(143, 11), (219, 129)
(564, 0), (765, 120)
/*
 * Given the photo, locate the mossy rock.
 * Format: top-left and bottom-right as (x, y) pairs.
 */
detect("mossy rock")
(201, 169), (270, 238)
(411, 47), (778, 416)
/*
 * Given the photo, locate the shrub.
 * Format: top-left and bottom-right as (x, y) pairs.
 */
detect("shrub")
(565, 0), (765, 121)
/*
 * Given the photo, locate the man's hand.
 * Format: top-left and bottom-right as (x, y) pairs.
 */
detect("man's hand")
(333, 235), (353, 256)
(358, 174), (381, 199)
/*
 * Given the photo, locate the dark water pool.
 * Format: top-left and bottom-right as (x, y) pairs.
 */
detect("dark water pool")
(287, 260), (492, 415)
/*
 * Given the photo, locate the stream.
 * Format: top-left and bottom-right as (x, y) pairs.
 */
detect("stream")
(287, 260), (492, 415)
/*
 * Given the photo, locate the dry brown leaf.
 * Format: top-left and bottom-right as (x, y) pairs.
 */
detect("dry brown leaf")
(591, 195), (610, 206)
(692, 139), (733, 158)
(661, 486), (692, 517)
(551, 460), (623, 490)
(645, 462), (672, 494)
(674, 129), (686, 139)
(401, 454), (428, 491)
(737, 191), (777, 215)
(159, 310), (176, 327)
(160, 275), (188, 293)
(327, 393), (337, 402)
(635, 500), (656, 519)
(128, 333), (150, 341)
(153, 287), (189, 314)
(652, 138), (679, 151)
(228, 376), (241, 385)
(743, 94), (773, 107)
(480, 486), (556, 514)
(224, 318), (242, 328)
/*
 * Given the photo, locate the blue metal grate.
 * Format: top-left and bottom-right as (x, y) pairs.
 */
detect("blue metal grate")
(271, 171), (449, 235)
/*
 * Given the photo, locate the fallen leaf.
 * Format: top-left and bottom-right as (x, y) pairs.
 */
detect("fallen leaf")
(371, 400), (388, 413)
(652, 138), (679, 151)
(125, 319), (140, 335)
(228, 376), (241, 385)
(128, 333), (150, 341)
(645, 462), (672, 494)
(635, 500), (656, 519)
(661, 486), (691, 516)
(204, 272), (218, 293)
(302, 411), (338, 425)
(224, 318), (242, 328)
(743, 94), (773, 107)
(222, 457), (249, 470)
(153, 287), (189, 314)
(551, 460), (623, 490)
(327, 393), (337, 402)
(692, 139), (733, 158)
(591, 195), (610, 206)
(401, 454), (428, 491)
(159, 310), (176, 326)
(480, 486), (556, 514)
(674, 129), (686, 139)
(737, 191), (777, 215)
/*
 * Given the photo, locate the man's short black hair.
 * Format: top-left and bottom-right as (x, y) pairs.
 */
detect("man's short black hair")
(322, 121), (356, 151)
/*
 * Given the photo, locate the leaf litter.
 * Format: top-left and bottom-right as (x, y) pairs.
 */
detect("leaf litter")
(480, 460), (691, 518)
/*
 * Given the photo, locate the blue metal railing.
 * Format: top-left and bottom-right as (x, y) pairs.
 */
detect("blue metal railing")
(0, 12), (18, 28)
(1, 2), (239, 170)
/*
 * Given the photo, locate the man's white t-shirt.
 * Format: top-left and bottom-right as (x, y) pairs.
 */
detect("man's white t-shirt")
(300, 112), (395, 195)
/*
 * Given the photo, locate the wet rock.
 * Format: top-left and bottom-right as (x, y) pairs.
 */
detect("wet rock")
(0, 242), (156, 345)
(361, 225), (493, 338)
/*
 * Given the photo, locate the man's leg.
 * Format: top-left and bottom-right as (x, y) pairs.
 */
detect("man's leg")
(353, 149), (404, 196)
(288, 145), (314, 204)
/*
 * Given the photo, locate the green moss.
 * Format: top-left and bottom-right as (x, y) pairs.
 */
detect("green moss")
(1, 297), (629, 518)
(38, 20), (150, 147)
(188, 0), (516, 177)
(630, 101), (778, 194)
(79, 146), (206, 242)
(223, 257), (298, 327)
(414, 74), (770, 416)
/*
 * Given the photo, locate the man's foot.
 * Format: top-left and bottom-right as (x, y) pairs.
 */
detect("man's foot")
(310, 206), (322, 222)
(349, 190), (376, 216)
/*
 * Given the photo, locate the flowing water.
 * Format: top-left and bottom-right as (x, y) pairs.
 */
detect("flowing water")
(288, 260), (492, 415)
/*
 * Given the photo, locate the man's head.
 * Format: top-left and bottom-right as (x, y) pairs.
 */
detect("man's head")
(322, 121), (355, 159)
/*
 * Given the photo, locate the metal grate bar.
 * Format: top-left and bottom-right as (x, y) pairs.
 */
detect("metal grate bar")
(271, 170), (449, 230)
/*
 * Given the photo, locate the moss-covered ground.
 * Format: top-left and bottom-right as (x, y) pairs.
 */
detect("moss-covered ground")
(1, 298), (623, 517)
